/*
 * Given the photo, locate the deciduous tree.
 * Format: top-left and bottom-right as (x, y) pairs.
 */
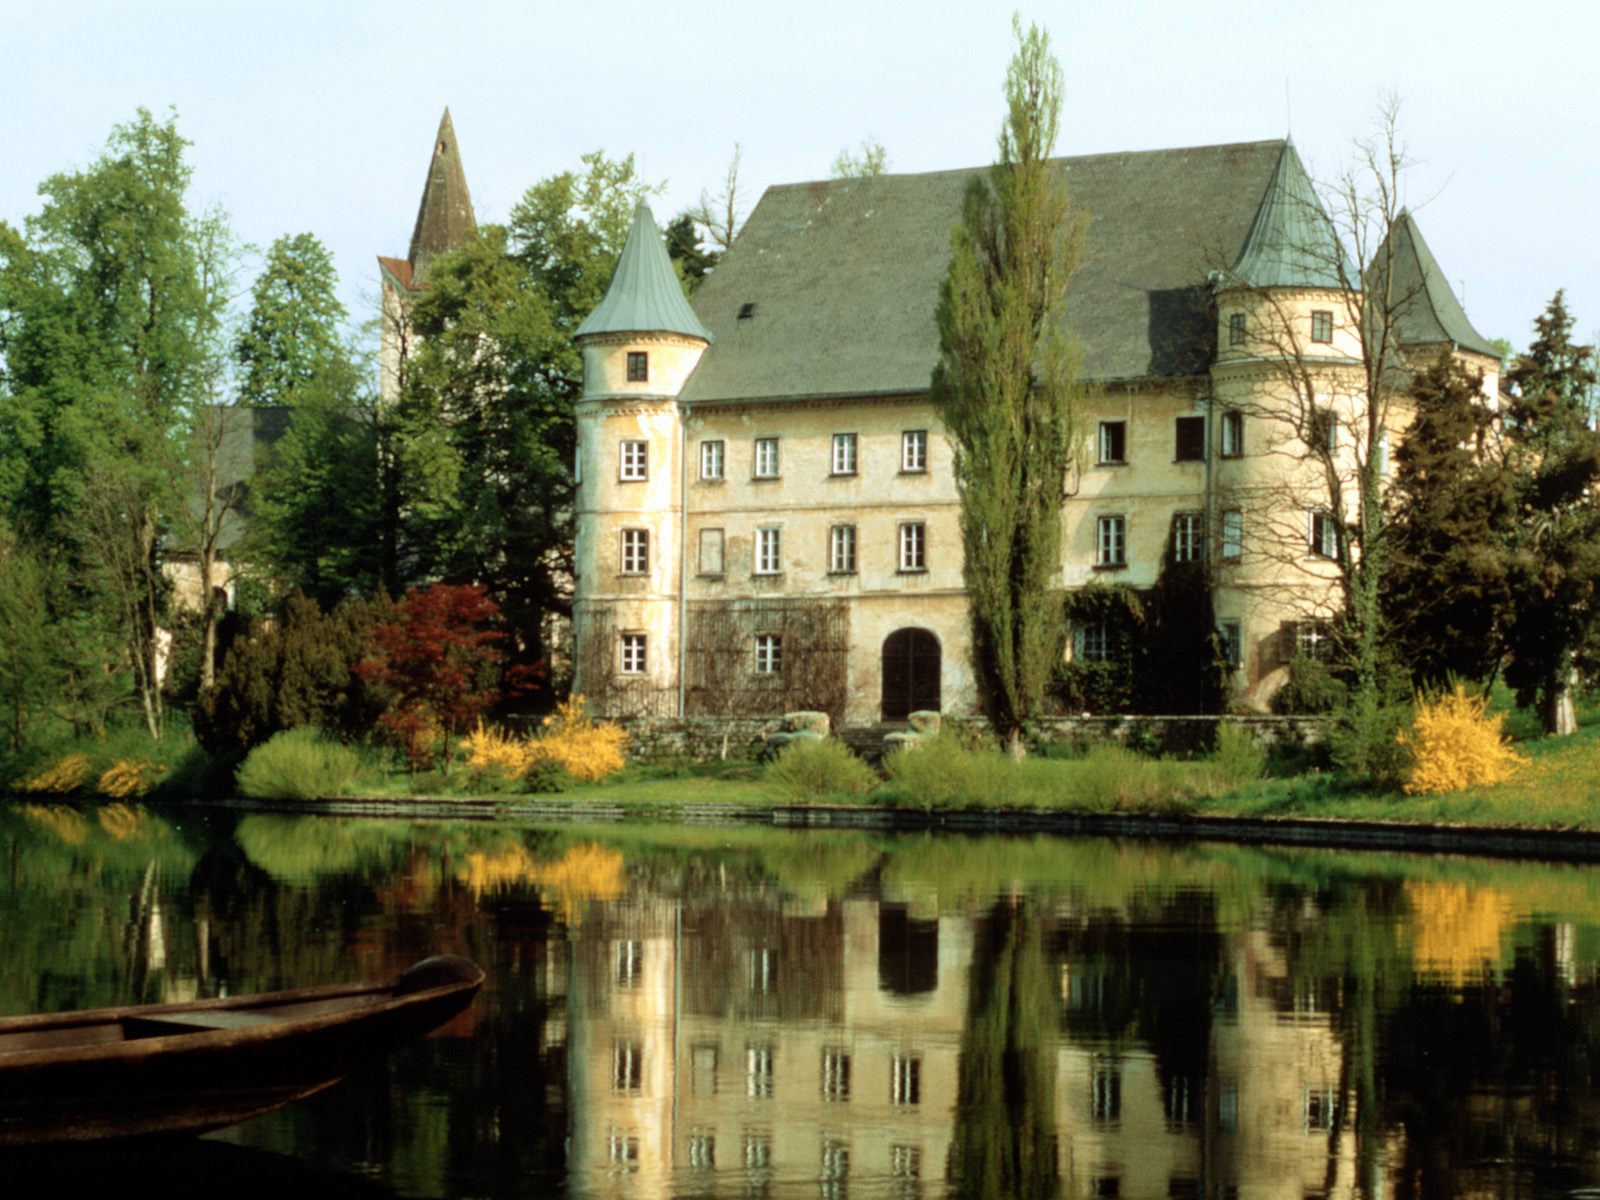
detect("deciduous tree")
(931, 19), (1084, 753)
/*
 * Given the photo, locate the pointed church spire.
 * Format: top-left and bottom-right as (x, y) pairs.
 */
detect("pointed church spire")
(1231, 141), (1345, 290)
(407, 108), (477, 286)
(575, 203), (714, 343)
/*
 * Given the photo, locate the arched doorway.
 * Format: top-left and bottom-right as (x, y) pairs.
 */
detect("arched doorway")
(881, 628), (940, 722)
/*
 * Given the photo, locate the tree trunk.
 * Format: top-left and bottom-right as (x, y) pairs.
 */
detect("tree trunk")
(1005, 727), (1026, 761)
(1544, 678), (1577, 736)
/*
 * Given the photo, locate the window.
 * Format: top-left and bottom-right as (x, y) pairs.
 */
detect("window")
(750, 946), (777, 992)
(1297, 621), (1332, 661)
(1218, 1079), (1239, 1133)
(700, 439), (725, 480)
(1304, 1087), (1336, 1132)
(901, 429), (928, 472)
(1091, 1060), (1122, 1124)
(830, 524), (857, 574)
(691, 1044), (718, 1096)
(619, 439), (647, 481)
(891, 1054), (922, 1105)
(613, 1041), (643, 1093)
(619, 633), (647, 675)
(832, 432), (858, 475)
(821, 1140), (850, 1200)
(891, 1145), (922, 1185)
(1175, 416), (1205, 462)
(1098, 421), (1127, 465)
(754, 436), (780, 478)
(755, 527), (781, 575)
(1173, 512), (1204, 562)
(620, 528), (649, 575)
(1310, 407), (1339, 453)
(746, 1045), (775, 1099)
(1220, 410), (1244, 457)
(608, 1133), (640, 1173)
(1164, 1076), (1198, 1130)
(1221, 509), (1243, 559)
(688, 1133), (715, 1170)
(744, 1132), (772, 1179)
(1096, 515), (1126, 567)
(1307, 509), (1339, 559)
(821, 1049), (851, 1102)
(614, 938), (643, 986)
(698, 527), (725, 576)
(755, 633), (782, 675)
(1219, 620), (1242, 668)
(1076, 624), (1120, 663)
(1228, 312), (1246, 346)
(899, 522), (927, 572)
(1311, 310), (1333, 343)
(626, 350), (649, 382)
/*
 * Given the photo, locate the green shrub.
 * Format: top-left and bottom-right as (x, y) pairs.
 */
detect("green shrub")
(1271, 656), (1349, 715)
(1213, 723), (1266, 786)
(882, 733), (1008, 809)
(235, 728), (361, 800)
(1329, 692), (1412, 789)
(520, 757), (572, 794)
(763, 739), (877, 803)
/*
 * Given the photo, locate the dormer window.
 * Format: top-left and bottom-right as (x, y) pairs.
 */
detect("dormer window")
(738, 302), (757, 320)
(626, 351), (649, 383)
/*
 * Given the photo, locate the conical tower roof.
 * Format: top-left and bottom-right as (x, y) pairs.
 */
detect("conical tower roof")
(408, 108), (477, 286)
(575, 203), (713, 342)
(1230, 141), (1345, 289)
(1367, 211), (1498, 357)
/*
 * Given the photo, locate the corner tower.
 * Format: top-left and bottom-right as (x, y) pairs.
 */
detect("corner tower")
(378, 108), (478, 403)
(1208, 141), (1363, 707)
(572, 204), (713, 715)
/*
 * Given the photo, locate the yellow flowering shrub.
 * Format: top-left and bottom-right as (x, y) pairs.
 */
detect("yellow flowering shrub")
(462, 722), (535, 778)
(1399, 685), (1527, 794)
(525, 696), (627, 783)
(21, 753), (90, 795)
(97, 802), (146, 840)
(20, 803), (87, 845)
(97, 759), (161, 799)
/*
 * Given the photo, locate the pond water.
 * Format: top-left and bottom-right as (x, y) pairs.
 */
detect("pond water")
(4, 803), (1600, 1198)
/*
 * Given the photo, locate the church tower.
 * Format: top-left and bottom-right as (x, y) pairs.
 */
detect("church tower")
(571, 204), (713, 715)
(377, 108), (478, 404)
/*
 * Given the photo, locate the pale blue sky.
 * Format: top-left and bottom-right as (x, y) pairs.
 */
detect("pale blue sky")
(5, 0), (1595, 356)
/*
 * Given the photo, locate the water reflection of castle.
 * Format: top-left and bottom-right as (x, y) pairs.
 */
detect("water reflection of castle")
(566, 892), (1375, 1199)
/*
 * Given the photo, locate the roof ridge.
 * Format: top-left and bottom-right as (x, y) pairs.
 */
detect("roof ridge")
(762, 138), (1291, 193)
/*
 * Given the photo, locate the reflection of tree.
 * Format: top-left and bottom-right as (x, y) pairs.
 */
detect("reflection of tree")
(950, 898), (1061, 1200)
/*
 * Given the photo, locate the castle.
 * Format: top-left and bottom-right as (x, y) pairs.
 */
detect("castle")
(570, 139), (1499, 725)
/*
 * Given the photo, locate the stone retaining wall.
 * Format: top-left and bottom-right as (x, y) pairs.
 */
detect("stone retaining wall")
(616, 712), (1328, 764)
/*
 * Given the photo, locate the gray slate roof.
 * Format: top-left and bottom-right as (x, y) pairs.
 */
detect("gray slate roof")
(1370, 211), (1499, 358)
(680, 139), (1293, 403)
(1229, 141), (1347, 290)
(407, 108), (477, 287)
(575, 204), (713, 342)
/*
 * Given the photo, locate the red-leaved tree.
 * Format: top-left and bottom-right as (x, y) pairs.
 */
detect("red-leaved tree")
(357, 583), (505, 770)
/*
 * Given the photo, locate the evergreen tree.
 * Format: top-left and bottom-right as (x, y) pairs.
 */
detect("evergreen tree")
(931, 20), (1083, 752)
(1503, 291), (1600, 734)
(665, 213), (716, 284)
(1383, 354), (1513, 688)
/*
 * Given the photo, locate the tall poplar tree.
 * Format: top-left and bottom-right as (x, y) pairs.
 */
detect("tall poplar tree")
(931, 20), (1083, 752)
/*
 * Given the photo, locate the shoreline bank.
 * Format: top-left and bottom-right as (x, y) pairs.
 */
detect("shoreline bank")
(171, 794), (1600, 864)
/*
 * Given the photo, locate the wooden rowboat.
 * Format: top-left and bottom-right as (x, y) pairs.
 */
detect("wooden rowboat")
(0, 955), (484, 1144)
